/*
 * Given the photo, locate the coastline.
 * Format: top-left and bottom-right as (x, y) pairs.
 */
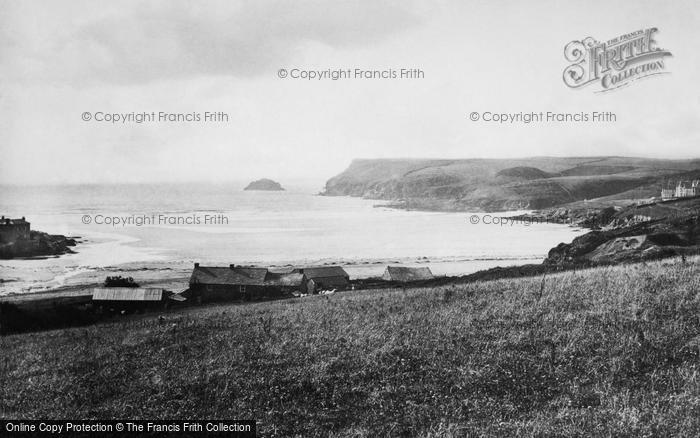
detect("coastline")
(5, 193), (699, 302)
(0, 255), (550, 300)
(2, 194), (584, 297)
(4, 192), (698, 317)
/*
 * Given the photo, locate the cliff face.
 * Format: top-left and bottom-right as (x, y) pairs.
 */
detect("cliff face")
(323, 158), (700, 212)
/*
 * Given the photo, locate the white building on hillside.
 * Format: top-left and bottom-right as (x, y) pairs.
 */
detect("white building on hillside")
(663, 180), (700, 200)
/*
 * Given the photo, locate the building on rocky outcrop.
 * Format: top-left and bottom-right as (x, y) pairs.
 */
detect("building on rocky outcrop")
(0, 216), (30, 243)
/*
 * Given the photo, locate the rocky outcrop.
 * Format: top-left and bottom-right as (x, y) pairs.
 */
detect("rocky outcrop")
(244, 179), (285, 191)
(0, 231), (77, 259)
(545, 215), (700, 265)
(509, 206), (619, 228)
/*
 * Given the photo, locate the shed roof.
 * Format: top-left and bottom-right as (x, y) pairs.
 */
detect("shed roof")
(293, 266), (349, 279)
(383, 266), (434, 282)
(190, 266), (268, 286)
(92, 288), (165, 301)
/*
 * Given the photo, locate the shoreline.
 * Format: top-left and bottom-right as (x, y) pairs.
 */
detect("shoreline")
(6, 194), (698, 308)
(0, 255), (551, 301)
(3, 197), (699, 334)
(3, 252), (694, 335)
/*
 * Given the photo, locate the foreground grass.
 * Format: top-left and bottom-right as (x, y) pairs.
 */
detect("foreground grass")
(1, 257), (700, 437)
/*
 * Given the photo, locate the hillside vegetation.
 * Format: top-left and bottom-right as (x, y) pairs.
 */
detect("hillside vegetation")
(2, 257), (699, 436)
(322, 157), (700, 211)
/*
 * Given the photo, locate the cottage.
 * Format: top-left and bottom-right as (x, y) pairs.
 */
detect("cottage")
(293, 266), (350, 294)
(189, 263), (270, 302)
(0, 216), (30, 243)
(382, 266), (434, 283)
(92, 287), (170, 311)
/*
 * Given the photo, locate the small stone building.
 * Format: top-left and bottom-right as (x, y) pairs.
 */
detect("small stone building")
(189, 263), (270, 302)
(0, 216), (30, 243)
(293, 266), (350, 294)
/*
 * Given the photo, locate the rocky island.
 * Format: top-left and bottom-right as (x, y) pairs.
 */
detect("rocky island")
(244, 178), (285, 191)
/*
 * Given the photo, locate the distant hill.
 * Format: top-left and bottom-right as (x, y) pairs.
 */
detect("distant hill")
(322, 157), (700, 212)
(244, 179), (285, 191)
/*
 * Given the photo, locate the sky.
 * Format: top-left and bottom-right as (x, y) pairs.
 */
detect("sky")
(1, 0), (699, 185)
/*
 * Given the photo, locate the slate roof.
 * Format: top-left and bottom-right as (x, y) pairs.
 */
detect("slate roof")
(190, 266), (268, 286)
(383, 266), (434, 282)
(293, 266), (349, 279)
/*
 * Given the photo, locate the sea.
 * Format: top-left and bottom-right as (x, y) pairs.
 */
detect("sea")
(0, 182), (585, 295)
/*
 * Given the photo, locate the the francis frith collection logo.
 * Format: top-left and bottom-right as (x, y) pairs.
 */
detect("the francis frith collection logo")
(563, 27), (672, 92)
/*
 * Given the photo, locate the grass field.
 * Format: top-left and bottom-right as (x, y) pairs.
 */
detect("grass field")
(1, 257), (700, 436)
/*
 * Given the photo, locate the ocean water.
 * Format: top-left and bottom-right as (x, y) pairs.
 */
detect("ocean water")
(0, 182), (585, 295)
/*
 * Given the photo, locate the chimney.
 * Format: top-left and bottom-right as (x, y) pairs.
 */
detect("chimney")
(21, 216), (25, 221)
(194, 262), (199, 268)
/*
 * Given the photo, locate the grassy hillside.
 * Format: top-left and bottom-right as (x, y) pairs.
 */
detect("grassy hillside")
(2, 257), (699, 436)
(323, 157), (700, 211)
